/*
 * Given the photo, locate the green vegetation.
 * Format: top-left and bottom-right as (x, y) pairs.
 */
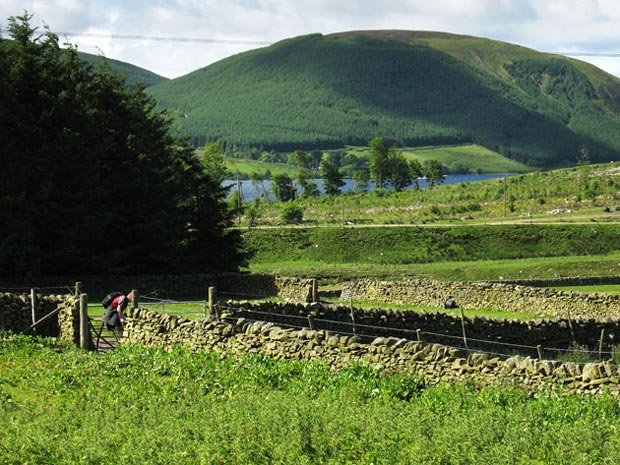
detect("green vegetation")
(237, 162), (620, 282)
(4, 335), (620, 465)
(248, 252), (620, 283)
(244, 225), (620, 282)
(246, 225), (620, 266)
(241, 162), (620, 227)
(148, 31), (620, 169)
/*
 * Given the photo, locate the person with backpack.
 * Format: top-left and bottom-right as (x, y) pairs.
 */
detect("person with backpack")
(101, 291), (133, 330)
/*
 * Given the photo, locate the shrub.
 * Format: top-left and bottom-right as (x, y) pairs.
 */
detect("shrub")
(281, 204), (304, 224)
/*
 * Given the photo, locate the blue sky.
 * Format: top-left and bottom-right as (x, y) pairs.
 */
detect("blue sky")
(2, 0), (620, 79)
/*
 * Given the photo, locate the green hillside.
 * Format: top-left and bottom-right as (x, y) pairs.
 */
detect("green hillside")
(148, 31), (620, 169)
(77, 52), (167, 89)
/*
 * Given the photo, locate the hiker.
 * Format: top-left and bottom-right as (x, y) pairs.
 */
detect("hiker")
(102, 291), (133, 329)
(444, 296), (458, 309)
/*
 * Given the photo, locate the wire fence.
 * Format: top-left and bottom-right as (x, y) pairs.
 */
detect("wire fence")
(140, 294), (210, 317)
(212, 302), (620, 365)
(3, 284), (619, 364)
(0, 285), (78, 296)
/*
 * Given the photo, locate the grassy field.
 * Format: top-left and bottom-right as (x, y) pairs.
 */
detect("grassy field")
(225, 158), (302, 178)
(342, 143), (531, 174)
(4, 334), (620, 465)
(243, 224), (620, 282)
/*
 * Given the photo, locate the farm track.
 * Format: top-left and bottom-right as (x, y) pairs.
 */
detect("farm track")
(242, 212), (620, 229)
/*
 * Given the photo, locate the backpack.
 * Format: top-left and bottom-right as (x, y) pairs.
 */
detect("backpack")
(102, 291), (123, 309)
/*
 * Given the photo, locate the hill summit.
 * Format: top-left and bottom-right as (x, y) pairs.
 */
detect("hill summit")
(148, 30), (620, 168)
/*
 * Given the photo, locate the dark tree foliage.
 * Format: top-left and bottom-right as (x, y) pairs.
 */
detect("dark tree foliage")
(271, 174), (296, 202)
(319, 155), (345, 196)
(0, 14), (247, 278)
(368, 137), (390, 189)
(386, 146), (412, 192)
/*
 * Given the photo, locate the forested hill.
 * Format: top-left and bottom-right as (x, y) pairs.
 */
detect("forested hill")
(147, 31), (620, 169)
(78, 52), (168, 89)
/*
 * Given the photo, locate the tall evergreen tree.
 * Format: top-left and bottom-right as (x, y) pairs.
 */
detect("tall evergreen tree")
(0, 13), (246, 277)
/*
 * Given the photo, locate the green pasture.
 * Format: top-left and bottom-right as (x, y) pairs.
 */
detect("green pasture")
(225, 158), (301, 178)
(342, 143), (531, 174)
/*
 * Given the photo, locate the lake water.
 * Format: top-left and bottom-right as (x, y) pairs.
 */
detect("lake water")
(223, 173), (511, 201)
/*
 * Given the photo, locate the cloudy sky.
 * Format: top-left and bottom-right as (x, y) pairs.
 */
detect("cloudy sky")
(2, 0), (620, 79)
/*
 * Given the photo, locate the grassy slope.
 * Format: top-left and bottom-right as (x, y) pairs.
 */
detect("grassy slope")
(148, 31), (620, 168)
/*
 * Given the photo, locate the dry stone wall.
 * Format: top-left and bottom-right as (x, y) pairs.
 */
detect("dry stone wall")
(122, 303), (620, 396)
(0, 292), (80, 343)
(223, 301), (620, 356)
(342, 278), (620, 319)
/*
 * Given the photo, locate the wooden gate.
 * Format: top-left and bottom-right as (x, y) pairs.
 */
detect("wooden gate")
(89, 318), (122, 353)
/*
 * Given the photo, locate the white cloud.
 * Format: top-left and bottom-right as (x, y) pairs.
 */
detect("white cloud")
(1, 0), (619, 78)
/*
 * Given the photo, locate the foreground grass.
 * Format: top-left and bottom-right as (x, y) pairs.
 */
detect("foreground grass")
(3, 335), (620, 465)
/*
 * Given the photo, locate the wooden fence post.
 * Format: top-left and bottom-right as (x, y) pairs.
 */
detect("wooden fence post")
(537, 345), (543, 361)
(30, 289), (38, 334)
(311, 279), (318, 303)
(209, 287), (219, 320)
(599, 329), (605, 360)
(79, 293), (90, 350)
(460, 308), (468, 349)
(416, 329), (422, 342)
(131, 289), (139, 308)
(75, 281), (82, 296)
(566, 308), (577, 345)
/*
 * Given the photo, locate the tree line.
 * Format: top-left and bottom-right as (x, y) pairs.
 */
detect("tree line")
(0, 14), (247, 278)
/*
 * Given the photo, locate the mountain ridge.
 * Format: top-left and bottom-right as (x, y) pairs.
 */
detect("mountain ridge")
(145, 30), (620, 169)
(77, 51), (168, 89)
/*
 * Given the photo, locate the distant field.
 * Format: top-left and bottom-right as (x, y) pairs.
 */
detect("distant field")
(342, 143), (531, 174)
(225, 158), (303, 178)
(224, 143), (531, 179)
(402, 144), (531, 173)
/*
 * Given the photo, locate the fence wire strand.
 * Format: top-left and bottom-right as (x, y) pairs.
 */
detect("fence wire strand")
(214, 303), (617, 363)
